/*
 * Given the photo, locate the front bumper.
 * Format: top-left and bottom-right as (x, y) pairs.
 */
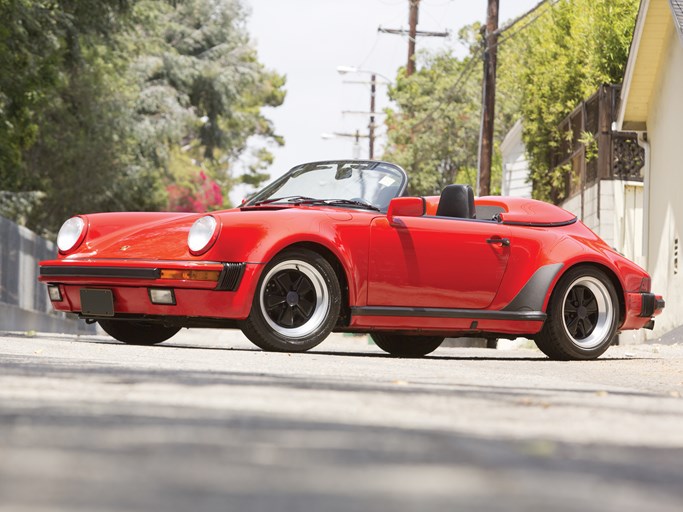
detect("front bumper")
(39, 259), (260, 320)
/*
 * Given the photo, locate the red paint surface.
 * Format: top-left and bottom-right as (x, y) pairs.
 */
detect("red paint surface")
(40, 195), (663, 336)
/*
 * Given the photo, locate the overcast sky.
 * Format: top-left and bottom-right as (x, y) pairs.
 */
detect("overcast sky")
(238, 0), (540, 199)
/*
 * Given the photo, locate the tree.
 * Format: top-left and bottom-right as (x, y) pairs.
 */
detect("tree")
(124, 0), (285, 211)
(509, 0), (638, 202)
(0, 0), (285, 236)
(382, 0), (638, 202)
(0, 0), (136, 226)
(383, 25), (519, 196)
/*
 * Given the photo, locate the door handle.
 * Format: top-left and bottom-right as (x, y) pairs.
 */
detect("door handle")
(486, 237), (510, 247)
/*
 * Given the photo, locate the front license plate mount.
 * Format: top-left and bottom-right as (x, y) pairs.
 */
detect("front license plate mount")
(80, 289), (115, 317)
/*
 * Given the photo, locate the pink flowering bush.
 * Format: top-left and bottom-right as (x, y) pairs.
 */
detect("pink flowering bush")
(167, 170), (224, 213)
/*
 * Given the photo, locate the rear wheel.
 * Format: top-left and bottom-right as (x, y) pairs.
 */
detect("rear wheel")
(371, 333), (444, 357)
(535, 266), (619, 360)
(98, 320), (180, 345)
(240, 249), (341, 352)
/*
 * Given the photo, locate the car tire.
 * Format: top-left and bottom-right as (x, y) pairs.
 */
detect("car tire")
(98, 320), (180, 345)
(240, 249), (341, 352)
(534, 266), (619, 360)
(371, 333), (444, 357)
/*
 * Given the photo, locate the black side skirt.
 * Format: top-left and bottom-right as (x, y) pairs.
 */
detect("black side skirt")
(351, 306), (546, 322)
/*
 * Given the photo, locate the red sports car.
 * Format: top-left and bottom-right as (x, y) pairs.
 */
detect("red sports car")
(39, 160), (664, 360)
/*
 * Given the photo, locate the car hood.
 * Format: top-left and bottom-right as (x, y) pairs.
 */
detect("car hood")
(65, 212), (199, 260)
(64, 206), (371, 261)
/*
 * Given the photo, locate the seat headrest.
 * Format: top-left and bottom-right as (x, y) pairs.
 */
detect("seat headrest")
(435, 184), (475, 219)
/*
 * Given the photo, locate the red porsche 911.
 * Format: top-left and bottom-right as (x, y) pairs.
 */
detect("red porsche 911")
(39, 160), (664, 360)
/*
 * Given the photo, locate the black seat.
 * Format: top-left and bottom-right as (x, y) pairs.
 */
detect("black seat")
(435, 184), (475, 219)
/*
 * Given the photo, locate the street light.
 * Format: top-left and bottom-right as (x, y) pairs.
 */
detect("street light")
(336, 66), (394, 84)
(336, 66), (394, 160)
(321, 131), (369, 160)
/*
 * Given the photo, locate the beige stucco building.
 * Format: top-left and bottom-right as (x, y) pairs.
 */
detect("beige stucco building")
(500, 0), (683, 341)
(616, 0), (683, 338)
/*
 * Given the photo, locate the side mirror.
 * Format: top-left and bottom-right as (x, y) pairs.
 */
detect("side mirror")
(387, 197), (425, 225)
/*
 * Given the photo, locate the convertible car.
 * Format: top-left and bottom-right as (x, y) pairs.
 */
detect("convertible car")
(39, 160), (664, 360)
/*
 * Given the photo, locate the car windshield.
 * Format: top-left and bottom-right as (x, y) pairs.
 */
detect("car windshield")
(244, 160), (407, 212)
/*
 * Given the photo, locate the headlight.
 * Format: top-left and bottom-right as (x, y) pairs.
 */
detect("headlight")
(188, 215), (219, 255)
(57, 217), (86, 253)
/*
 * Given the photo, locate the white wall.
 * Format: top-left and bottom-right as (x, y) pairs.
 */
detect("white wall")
(560, 181), (615, 248)
(645, 35), (683, 336)
(500, 120), (532, 198)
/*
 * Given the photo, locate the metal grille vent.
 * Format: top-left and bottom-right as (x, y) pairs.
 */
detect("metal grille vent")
(216, 263), (246, 291)
(674, 238), (679, 276)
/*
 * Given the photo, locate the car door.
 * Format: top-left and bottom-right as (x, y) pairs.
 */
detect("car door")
(367, 215), (511, 309)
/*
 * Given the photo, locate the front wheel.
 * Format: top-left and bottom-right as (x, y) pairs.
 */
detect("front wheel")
(534, 266), (619, 360)
(371, 333), (444, 357)
(98, 320), (180, 345)
(239, 249), (341, 352)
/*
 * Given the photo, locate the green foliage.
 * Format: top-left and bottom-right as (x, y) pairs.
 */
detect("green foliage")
(383, 0), (638, 201)
(510, 0), (638, 201)
(383, 42), (481, 196)
(383, 25), (518, 196)
(127, 0), (285, 186)
(0, 0), (285, 236)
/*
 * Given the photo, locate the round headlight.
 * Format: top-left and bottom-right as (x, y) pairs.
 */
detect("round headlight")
(57, 217), (86, 253)
(188, 215), (218, 255)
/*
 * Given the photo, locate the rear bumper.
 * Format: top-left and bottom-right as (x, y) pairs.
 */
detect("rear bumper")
(622, 292), (665, 330)
(638, 293), (665, 318)
(39, 259), (261, 320)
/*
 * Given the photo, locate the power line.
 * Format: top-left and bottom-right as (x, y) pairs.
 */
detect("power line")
(494, 0), (562, 49)
(405, 0), (562, 133)
(378, 0), (449, 76)
(409, 48), (483, 132)
(495, 0), (554, 36)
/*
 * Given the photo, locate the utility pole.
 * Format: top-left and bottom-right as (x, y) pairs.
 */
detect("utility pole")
(407, 0), (419, 76)
(369, 74), (376, 158)
(378, 0), (448, 76)
(477, 0), (499, 197)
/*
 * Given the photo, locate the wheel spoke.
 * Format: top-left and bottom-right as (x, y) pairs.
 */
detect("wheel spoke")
(277, 306), (295, 327)
(265, 294), (287, 309)
(566, 315), (579, 336)
(576, 319), (586, 338)
(296, 298), (315, 318)
(575, 286), (585, 304)
(582, 316), (594, 334)
(297, 278), (313, 296)
(292, 306), (306, 324)
(585, 299), (598, 314)
(275, 272), (294, 292)
(290, 273), (303, 291)
(564, 302), (578, 314)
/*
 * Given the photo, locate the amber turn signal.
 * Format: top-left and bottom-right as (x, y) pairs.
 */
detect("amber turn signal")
(160, 269), (221, 281)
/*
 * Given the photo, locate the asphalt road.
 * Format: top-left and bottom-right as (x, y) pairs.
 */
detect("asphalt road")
(1, 330), (682, 512)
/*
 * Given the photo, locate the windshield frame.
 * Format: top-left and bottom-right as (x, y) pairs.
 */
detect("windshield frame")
(243, 160), (408, 212)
